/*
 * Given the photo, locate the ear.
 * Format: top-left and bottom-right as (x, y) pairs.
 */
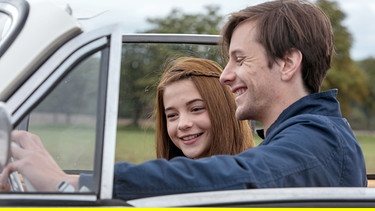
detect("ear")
(280, 48), (302, 81)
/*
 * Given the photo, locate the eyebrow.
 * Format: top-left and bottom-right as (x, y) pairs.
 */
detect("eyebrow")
(164, 98), (205, 112)
(228, 49), (244, 56)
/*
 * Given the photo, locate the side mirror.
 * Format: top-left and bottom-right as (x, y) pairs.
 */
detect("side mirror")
(0, 102), (11, 171)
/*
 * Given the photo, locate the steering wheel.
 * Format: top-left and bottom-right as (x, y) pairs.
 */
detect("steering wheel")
(0, 103), (35, 192)
(7, 142), (36, 192)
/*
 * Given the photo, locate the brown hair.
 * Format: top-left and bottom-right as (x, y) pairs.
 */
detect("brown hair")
(221, 0), (334, 93)
(155, 57), (254, 159)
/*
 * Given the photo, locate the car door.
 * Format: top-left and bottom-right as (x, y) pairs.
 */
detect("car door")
(0, 8), (122, 206)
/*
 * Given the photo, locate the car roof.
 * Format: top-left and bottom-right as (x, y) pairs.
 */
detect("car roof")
(0, 0), (81, 100)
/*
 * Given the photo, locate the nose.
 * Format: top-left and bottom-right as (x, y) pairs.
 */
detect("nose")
(220, 63), (235, 86)
(178, 113), (193, 130)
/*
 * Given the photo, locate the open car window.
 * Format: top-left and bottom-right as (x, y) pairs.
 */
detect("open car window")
(117, 38), (375, 184)
(116, 36), (221, 164)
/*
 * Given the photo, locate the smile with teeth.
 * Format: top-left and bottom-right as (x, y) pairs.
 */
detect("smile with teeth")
(235, 88), (246, 97)
(181, 133), (203, 141)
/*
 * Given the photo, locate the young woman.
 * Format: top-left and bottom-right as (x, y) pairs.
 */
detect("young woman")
(154, 57), (254, 159)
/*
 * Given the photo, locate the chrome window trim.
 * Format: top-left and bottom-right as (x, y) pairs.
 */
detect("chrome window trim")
(128, 187), (375, 207)
(122, 33), (220, 44)
(0, 193), (96, 202)
(99, 25), (122, 200)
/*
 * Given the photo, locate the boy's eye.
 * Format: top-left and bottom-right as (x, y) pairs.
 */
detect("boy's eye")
(236, 57), (244, 64)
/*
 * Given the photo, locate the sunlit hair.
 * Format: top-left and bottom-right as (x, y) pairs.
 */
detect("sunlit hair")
(220, 0), (334, 93)
(155, 57), (254, 159)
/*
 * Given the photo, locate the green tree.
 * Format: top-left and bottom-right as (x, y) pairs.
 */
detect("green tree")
(145, 5), (223, 34)
(357, 57), (375, 130)
(317, 0), (368, 116)
(119, 5), (224, 127)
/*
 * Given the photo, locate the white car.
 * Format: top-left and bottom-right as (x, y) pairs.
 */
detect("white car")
(0, 0), (374, 207)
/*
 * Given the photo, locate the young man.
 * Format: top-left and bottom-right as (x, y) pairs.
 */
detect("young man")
(2, 0), (367, 200)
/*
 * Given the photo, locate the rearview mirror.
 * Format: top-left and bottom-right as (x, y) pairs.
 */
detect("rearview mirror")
(0, 102), (11, 171)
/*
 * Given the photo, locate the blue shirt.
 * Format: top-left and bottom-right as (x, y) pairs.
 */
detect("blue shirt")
(84, 89), (367, 200)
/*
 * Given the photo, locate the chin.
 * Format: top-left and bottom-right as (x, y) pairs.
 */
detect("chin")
(236, 110), (246, 120)
(183, 153), (197, 159)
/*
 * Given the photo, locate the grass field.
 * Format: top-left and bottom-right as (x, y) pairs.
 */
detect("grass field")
(353, 132), (375, 174)
(115, 126), (156, 163)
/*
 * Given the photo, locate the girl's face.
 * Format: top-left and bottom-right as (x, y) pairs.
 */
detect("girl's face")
(163, 79), (212, 159)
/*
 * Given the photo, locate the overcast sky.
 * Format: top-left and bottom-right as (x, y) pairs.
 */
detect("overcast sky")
(55, 0), (375, 60)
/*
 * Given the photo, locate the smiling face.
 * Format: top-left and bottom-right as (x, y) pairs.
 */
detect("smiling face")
(163, 79), (212, 159)
(220, 20), (284, 126)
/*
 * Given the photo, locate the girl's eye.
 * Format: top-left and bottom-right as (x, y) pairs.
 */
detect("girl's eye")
(192, 107), (205, 112)
(166, 113), (177, 119)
